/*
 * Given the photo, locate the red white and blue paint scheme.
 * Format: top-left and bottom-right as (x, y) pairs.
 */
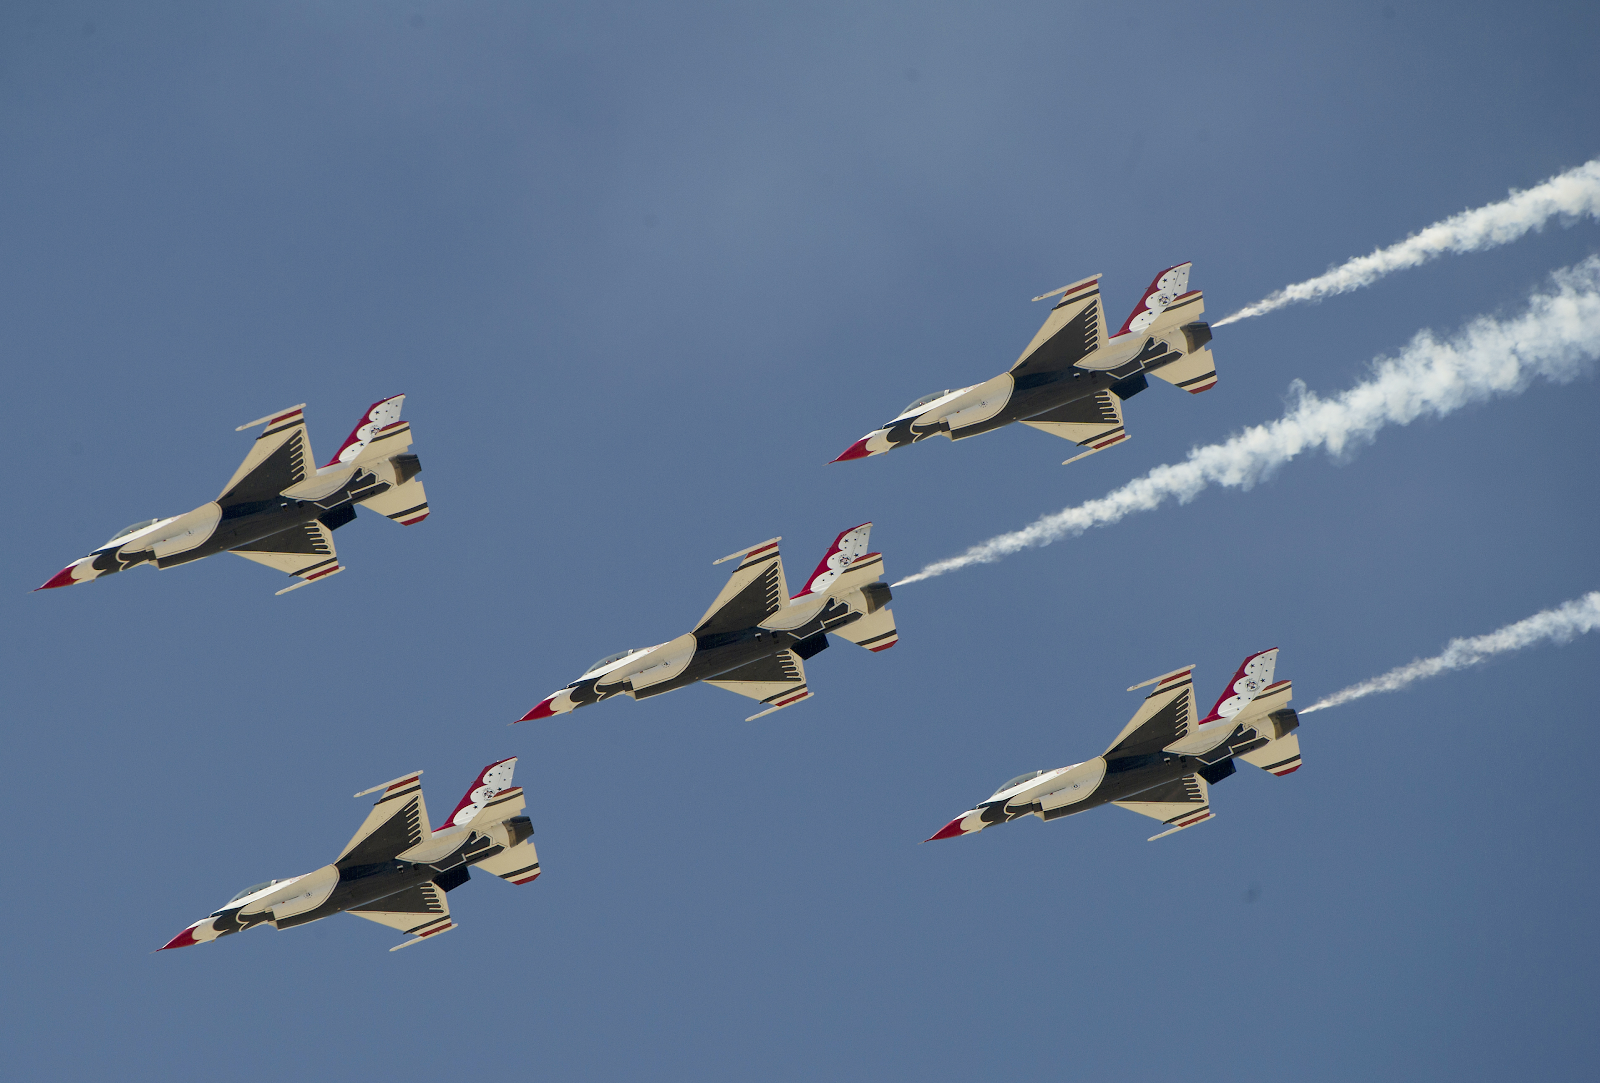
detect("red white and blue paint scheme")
(159, 758), (540, 953)
(37, 395), (428, 595)
(833, 264), (1217, 465)
(928, 649), (1302, 843)
(521, 523), (898, 722)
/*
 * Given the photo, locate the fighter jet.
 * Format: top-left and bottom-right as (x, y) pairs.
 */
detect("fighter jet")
(832, 263), (1216, 465)
(37, 395), (428, 595)
(520, 523), (898, 722)
(159, 757), (540, 953)
(928, 648), (1301, 843)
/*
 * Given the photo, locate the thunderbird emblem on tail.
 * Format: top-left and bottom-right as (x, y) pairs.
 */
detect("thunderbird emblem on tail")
(521, 523), (898, 722)
(928, 649), (1302, 843)
(37, 396), (428, 595)
(158, 758), (540, 953)
(832, 264), (1216, 466)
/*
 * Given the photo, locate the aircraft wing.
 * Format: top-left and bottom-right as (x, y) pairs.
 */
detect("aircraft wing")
(1010, 276), (1108, 378)
(704, 650), (812, 720)
(1112, 773), (1214, 841)
(1105, 666), (1198, 757)
(347, 881), (457, 951)
(222, 405), (312, 505)
(230, 520), (343, 594)
(1019, 388), (1129, 464)
(696, 538), (788, 635)
(338, 772), (431, 866)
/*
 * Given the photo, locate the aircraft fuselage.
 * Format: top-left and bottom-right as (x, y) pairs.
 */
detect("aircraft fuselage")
(82, 469), (391, 580)
(196, 819), (531, 941)
(564, 597), (863, 709)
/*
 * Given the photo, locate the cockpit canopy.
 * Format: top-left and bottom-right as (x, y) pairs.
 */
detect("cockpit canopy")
(990, 770), (1043, 798)
(108, 519), (160, 543)
(900, 390), (954, 416)
(226, 879), (279, 905)
(586, 648), (644, 675)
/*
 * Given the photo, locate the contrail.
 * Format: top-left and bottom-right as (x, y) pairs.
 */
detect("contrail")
(1213, 158), (1600, 327)
(1300, 592), (1600, 713)
(894, 257), (1600, 587)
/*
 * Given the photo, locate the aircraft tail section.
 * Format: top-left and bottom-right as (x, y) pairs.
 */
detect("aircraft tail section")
(817, 541), (897, 652)
(1115, 263), (1216, 394)
(1236, 684), (1302, 776)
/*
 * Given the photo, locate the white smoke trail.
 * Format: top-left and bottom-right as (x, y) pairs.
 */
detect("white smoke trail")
(1213, 159), (1600, 327)
(894, 257), (1600, 587)
(1300, 592), (1600, 713)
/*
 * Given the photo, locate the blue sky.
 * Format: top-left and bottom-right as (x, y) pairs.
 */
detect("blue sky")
(3, 3), (1597, 1080)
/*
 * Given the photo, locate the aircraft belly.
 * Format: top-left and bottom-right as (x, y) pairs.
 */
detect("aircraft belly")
(157, 506), (317, 567)
(1096, 759), (1193, 806)
(279, 867), (433, 929)
(635, 638), (778, 698)
(1014, 377), (1108, 421)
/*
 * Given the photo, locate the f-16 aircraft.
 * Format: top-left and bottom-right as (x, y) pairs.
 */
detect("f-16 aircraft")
(159, 757), (540, 953)
(833, 263), (1216, 465)
(37, 395), (428, 595)
(520, 523), (898, 722)
(928, 648), (1301, 843)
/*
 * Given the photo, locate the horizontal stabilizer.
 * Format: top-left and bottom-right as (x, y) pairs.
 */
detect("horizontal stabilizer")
(356, 476), (429, 526)
(473, 840), (543, 885)
(1238, 732), (1302, 776)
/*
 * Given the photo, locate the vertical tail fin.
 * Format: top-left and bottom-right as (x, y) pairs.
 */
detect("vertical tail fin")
(1199, 648), (1279, 725)
(1115, 263), (1193, 336)
(437, 757), (518, 832)
(322, 394), (406, 468)
(793, 523), (872, 598)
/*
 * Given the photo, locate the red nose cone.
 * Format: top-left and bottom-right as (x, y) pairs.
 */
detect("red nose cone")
(926, 816), (970, 842)
(158, 926), (201, 950)
(829, 437), (871, 463)
(518, 699), (557, 722)
(35, 565), (82, 591)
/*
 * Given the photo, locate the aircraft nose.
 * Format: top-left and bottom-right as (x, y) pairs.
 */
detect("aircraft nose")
(925, 814), (978, 842)
(518, 693), (565, 722)
(157, 922), (206, 950)
(34, 559), (91, 591)
(829, 435), (877, 463)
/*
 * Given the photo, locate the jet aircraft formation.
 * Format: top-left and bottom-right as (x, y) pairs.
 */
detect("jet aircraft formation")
(37, 262), (1324, 955)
